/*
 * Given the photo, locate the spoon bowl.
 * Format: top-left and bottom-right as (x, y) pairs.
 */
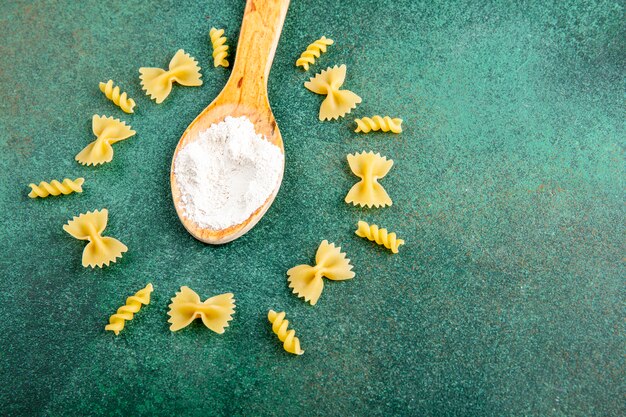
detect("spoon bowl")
(171, 0), (289, 244)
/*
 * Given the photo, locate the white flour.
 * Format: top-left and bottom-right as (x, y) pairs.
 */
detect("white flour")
(173, 116), (283, 230)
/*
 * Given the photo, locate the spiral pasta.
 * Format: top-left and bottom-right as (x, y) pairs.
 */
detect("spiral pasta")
(268, 310), (304, 355)
(288, 240), (355, 305)
(105, 283), (154, 335)
(75, 115), (136, 166)
(167, 287), (236, 333)
(345, 151), (393, 208)
(296, 36), (334, 70)
(355, 220), (404, 253)
(63, 209), (128, 268)
(304, 64), (362, 121)
(28, 178), (84, 198)
(354, 116), (403, 133)
(99, 80), (136, 113)
(139, 49), (202, 103)
(209, 28), (229, 68)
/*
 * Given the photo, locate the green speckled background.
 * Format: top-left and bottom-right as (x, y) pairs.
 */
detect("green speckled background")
(0, 0), (624, 416)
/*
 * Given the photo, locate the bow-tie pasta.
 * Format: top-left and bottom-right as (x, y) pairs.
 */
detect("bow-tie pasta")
(75, 115), (136, 166)
(167, 287), (236, 334)
(139, 49), (202, 104)
(304, 64), (361, 121)
(63, 209), (128, 268)
(345, 151), (394, 208)
(288, 240), (355, 305)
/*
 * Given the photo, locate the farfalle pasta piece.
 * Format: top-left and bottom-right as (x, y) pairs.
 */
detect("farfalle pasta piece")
(28, 178), (84, 198)
(139, 49), (202, 103)
(354, 116), (403, 133)
(355, 220), (404, 253)
(99, 80), (136, 113)
(287, 240), (355, 305)
(296, 36), (333, 70)
(304, 64), (361, 121)
(345, 151), (393, 208)
(268, 310), (304, 355)
(63, 209), (128, 268)
(75, 115), (136, 166)
(167, 286), (235, 333)
(105, 283), (153, 335)
(209, 27), (229, 68)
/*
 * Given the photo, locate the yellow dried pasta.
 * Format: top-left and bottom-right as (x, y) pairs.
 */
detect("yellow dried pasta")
(268, 310), (304, 355)
(345, 151), (393, 208)
(288, 240), (355, 305)
(296, 36), (333, 70)
(167, 286), (235, 333)
(75, 115), (136, 166)
(28, 178), (84, 198)
(209, 27), (229, 68)
(354, 116), (403, 133)
(105, 283), (153, 335)
(304, 64), (361, 121)
(99, 80), (136, 113)
(63, 209), (128, 268)
(355, 221), (404, 253)
(139, 49), (202, 103)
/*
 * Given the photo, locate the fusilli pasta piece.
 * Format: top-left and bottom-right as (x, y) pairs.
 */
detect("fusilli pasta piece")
(354, 116), (403, 133)
(75, 115), (136, 166)
(296, 36), (334, 70)
(63, 209), (128, 268)
(105, 283), (154, 335)
(345, 151), (393, 208)
(139, 49), (202, 103)
(355, 221), (404, 253)
(209, 27), (229, 68)
(287, 240), (355, 305)
(268, 310), (304, 355)
(304, 64), (361, 121)
(99, 80), (136, 113)
(167, 286), (236, 333)
(28, 178), (84, 198)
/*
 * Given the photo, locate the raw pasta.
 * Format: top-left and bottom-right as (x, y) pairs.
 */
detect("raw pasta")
(354, 116), (403, 133)
(63, 209), (128, 268)
(355, 220), (404, 253)
(28, 178), (84, 198)
(345, 151), (393, 208)
(287, 240), (355, 305)
(105, 283), (153, 335)
(139, 49), (202, 103)
(75, 115), (136, 166)
(268, 310), (304, 355)
(295, 36), (333, 70)
(304, 64), (361, 121)
(99, 80), (136, 113)
(167, 286), (235, 333)
(209, 27), (229, 68)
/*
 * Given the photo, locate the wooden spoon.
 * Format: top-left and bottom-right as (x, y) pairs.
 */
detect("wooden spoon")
(171, 0), (290, 244)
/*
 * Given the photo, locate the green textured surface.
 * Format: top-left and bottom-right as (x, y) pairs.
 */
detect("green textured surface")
(0, 0), (624, 415)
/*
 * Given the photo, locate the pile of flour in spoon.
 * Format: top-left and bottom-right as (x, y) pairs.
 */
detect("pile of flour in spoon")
(173, 116), (283, 230)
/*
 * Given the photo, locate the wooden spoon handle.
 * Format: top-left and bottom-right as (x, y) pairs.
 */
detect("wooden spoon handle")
(226, 0), (290, 105)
